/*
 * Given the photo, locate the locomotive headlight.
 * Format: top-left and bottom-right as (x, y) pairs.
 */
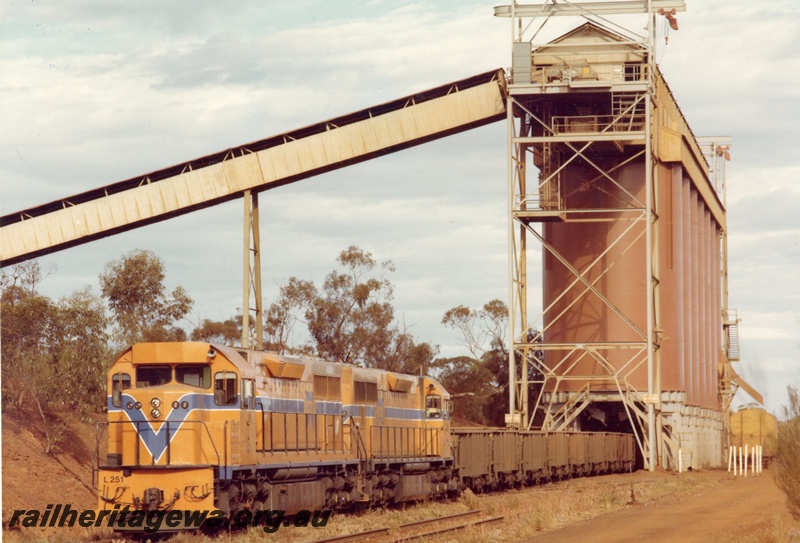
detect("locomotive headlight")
(134, 401), (142, 410)
(172, 401), (180, 409)
(151, 408), (161, 419)
(151, 397), (161, 408)
(126, 402), (134, 410)
(180, 401), (189, 410)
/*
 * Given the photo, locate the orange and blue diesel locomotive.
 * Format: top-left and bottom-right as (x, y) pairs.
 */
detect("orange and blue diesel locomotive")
(96, 342), (634, 528)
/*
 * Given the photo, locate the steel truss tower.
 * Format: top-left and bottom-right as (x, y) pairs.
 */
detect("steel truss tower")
(496, 1), (696, 471)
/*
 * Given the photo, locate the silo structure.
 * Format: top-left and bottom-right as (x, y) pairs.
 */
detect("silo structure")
(495, 2), (759, 470)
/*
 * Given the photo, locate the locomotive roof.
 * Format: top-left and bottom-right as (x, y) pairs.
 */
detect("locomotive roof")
(121, 342), (258, 379)
(230, 345), (443, 393)
(122, 342), (445, 394)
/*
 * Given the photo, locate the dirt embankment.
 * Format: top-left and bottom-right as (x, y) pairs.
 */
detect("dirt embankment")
(2, 410), (99, 521)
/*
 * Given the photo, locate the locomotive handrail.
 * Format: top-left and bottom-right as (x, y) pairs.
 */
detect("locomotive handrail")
(370, 424), (442, 460)
(93, 422), (106, 490)
(256, 411), (349, 454)
(223, 420), (228, 477)
(347, 416), (368, 463)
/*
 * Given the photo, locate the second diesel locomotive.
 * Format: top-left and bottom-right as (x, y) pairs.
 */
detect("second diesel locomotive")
(96, 342), (634, 529)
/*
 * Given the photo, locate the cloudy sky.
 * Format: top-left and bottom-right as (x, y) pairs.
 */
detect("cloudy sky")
(2, 1), (798, 415)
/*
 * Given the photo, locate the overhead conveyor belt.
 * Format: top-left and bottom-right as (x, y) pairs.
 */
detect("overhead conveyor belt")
(1, 69), (508, 266)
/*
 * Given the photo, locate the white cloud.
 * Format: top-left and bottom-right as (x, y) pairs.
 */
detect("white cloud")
(739, 310), (798, 341)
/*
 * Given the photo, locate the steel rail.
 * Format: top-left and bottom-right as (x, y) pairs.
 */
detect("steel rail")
(310, 510), (486, 543)
(396, 515), (505, 543)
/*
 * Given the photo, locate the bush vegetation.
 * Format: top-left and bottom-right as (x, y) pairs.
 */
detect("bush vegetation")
(774, 384), (800, 520)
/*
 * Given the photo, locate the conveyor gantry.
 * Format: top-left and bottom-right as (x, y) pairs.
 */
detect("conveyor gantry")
(1, 69), (507, 266)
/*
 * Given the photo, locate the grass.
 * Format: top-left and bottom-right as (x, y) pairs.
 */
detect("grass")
(775, 385), (800, 521)
(447, 477), (690, 541)
(712, 511), (800, 543)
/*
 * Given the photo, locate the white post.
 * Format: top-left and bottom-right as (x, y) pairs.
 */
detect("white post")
(727, 445), (732, 473)
(739, 446), (743, 477)
(756, 445), (761, 475)
(733, 446), (737, 476)
(679, 448), (682, 473)
(759, 446), (763, 474)
(745, 444), (749, 478)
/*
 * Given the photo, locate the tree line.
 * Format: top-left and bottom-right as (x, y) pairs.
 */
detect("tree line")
(193, 245), (513, 426)
(0, 246), (511, 454)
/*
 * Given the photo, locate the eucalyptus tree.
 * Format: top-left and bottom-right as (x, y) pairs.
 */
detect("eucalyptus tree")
(99, 249), (193, 347)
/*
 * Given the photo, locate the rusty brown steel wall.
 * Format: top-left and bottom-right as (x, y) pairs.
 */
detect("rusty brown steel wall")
(541, 157), (723, 409)
(542, 161), (646, 388)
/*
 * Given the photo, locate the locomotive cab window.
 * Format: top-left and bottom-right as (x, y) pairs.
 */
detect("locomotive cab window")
(111, 373), (131, 407)
(136, 365), (171, 387)
(176, 364), (211, 388)
(214, 372), (238, 406)
(425, 394), (442, 418)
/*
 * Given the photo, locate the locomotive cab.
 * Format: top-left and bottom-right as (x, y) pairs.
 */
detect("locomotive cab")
(98, 343), (254, 527)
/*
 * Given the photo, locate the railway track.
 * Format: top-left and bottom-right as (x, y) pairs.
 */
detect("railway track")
(311, 510), (504, 543)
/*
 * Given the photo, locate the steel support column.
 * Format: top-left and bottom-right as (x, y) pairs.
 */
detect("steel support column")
(242, 190), (263, 350)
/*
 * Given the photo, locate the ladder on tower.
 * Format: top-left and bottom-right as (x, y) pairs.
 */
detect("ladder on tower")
(611, 91), (646, 132)
(538, 141), (562, 210)
(724, 309), (741, 362)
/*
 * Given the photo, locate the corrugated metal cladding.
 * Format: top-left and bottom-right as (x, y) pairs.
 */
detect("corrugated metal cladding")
(0, 70), (507, 266)
(542, 159), (723, 409)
